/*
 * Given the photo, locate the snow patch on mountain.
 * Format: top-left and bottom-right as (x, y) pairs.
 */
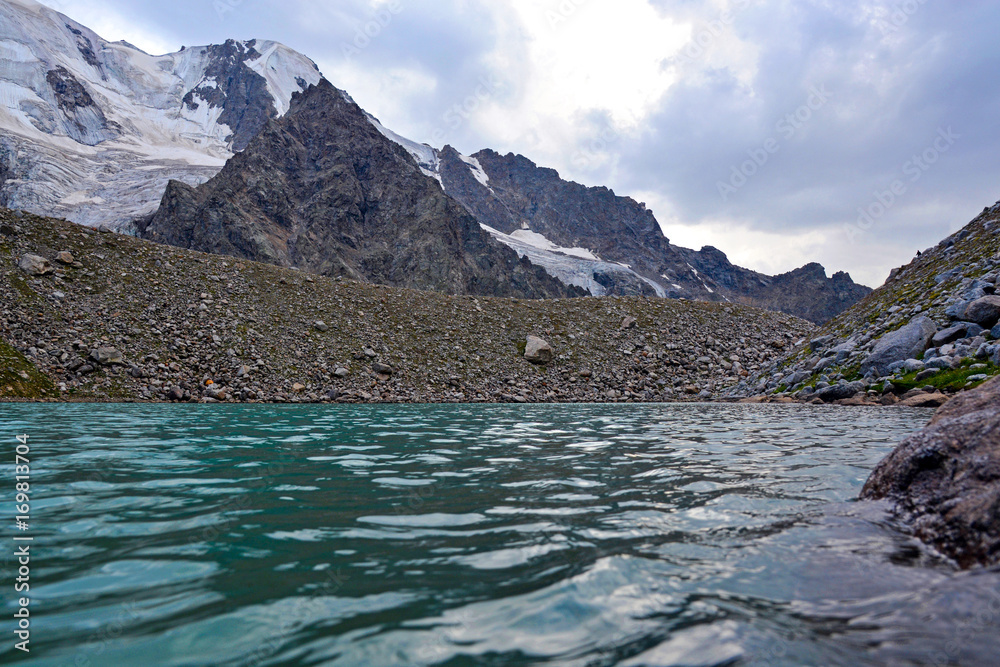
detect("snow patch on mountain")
(366, 113), (442, 183)
(508, 229), (600, 261)
(246, 41), (319, 116)
(459, 154), (490, 189)
(481, 223), (666, 297)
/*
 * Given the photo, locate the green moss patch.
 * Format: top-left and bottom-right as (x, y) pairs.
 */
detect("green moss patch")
(891, 360), (999, 393)
(0, 340), (56, 399)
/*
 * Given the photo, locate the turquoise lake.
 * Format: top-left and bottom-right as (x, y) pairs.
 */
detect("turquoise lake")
(1, 403), (999, 666)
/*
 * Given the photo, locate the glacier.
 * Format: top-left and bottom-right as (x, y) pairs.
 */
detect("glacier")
(0, 0), (321, 227)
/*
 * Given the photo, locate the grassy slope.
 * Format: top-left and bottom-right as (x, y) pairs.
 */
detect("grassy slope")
(0, 339), (56, 400)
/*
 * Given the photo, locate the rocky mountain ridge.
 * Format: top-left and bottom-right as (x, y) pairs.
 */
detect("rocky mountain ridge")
(137, 80), (576, 300)
(424, 145), (872, 322)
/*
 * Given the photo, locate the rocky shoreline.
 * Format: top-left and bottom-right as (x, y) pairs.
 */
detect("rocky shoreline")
(2, 209), (816, 404)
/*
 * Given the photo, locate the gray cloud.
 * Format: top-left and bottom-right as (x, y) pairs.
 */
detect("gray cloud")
(611, 0), (1000, 284)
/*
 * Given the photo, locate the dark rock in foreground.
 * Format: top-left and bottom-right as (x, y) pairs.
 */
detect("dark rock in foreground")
(861, 377), (1000, 568)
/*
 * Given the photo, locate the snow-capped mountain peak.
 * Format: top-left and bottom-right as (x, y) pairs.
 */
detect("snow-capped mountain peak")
(0, 0), (322, 226)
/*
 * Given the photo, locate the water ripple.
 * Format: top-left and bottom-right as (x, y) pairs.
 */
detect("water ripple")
(2, 403), (997, 666)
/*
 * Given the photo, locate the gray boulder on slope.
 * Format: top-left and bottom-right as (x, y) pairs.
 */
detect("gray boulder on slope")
(859, 317), (937, 377)
(964, 296), (1000, 328)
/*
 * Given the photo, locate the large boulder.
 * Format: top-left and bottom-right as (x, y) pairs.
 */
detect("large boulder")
(18, 254), (53, 276)
(809, 335), (834, 353)
(89, 347), (124, 365)
(859, 317), (937, 377)
(524, 336), (554, 365)
(815, 380), (866, 402)
(932, 323), (985, 347)
(860, 377), (1000, 568)
(963, 296), (1000, 328)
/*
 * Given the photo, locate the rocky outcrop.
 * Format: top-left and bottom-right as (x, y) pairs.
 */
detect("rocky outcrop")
(44, 66), (118, 145)
(861, 377), (1000, 568)
(437, 147), (870, 322)
(733, 201), (1000, 401)
(140, 81), (577, 300)
(439, 148), (681, 290)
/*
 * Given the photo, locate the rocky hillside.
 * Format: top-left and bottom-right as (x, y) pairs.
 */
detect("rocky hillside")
(138, 81), (575, 300)
(1, 209), (814, 403)
(436, 147), (871, 322)
(733, 201), (1000, 404)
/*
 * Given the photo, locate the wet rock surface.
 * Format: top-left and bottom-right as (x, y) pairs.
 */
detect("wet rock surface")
(861, 377), (1000, 568)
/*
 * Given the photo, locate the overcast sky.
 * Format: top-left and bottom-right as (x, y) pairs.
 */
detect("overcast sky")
(42, 0), (1000, 287)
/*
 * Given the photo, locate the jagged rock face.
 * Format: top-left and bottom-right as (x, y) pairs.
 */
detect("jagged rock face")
(140, 81), (578, 300)
(438, 147), (689, 295)
(437, 147), (871, 322)
(442, 147), (672, 261)
(180, 39), (279, 152)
